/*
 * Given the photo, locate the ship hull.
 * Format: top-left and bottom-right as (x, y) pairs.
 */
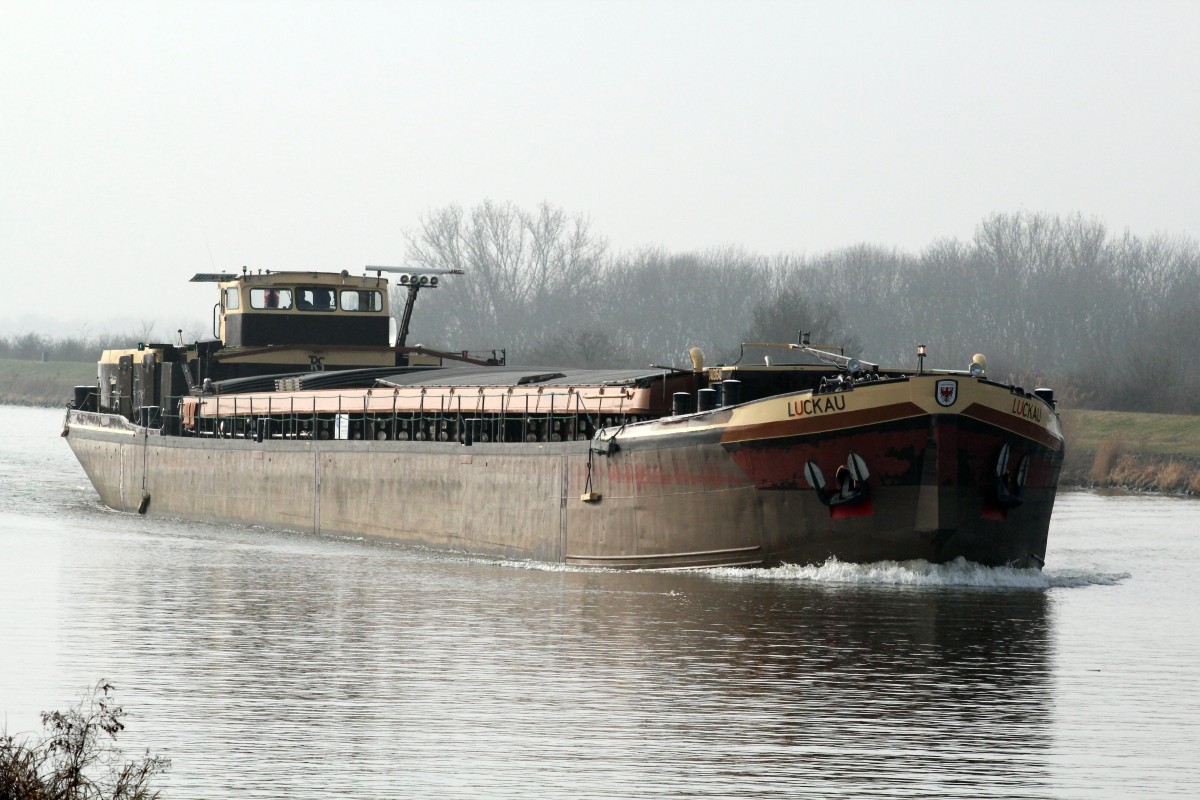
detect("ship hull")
(63, 376), (1063, 570)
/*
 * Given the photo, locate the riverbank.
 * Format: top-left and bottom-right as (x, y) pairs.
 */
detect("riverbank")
(0, 358), (94, 407)
(1059, 409), (1200, 494)
(3, 358), (1198, 493)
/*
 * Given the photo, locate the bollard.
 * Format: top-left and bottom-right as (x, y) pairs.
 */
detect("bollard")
(672, 392), (694, 416)
(721, 379), (742, 406)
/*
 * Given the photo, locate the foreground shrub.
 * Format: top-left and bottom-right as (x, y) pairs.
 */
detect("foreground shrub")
(0, 681), (168, 800)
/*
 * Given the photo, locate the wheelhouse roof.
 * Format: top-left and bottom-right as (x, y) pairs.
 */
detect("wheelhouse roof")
(191, 270), (389, 288)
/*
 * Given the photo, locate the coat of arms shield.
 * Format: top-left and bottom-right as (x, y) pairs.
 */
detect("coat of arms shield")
(936, 379), (958, 407)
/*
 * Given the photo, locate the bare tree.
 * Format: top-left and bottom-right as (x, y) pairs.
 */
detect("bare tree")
(405, 200), (607, 356)
(743, 285), (860, 355)
(393, 202), (1200, 411)
(600, 247), (770, 366)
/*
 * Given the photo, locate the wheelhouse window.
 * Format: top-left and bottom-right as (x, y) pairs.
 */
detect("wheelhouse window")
(250, 288), (293, 309)
(339, 290), (383, 312)
(296, 287), (336, 311)
(224, 287), (240, 310)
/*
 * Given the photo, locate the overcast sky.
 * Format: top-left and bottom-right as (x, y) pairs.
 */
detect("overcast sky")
(2, 0), (1198, 335)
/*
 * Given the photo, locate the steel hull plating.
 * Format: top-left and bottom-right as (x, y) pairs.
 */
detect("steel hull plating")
(64, 376), (1063, 569)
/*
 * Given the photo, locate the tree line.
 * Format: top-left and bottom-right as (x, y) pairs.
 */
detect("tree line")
(0, 330), (146, 364)
(7, 203), (1197, 414)
(405, 202), (1200, 414)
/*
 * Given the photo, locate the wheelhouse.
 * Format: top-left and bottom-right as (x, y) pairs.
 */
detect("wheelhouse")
(211, 271), (391, 348)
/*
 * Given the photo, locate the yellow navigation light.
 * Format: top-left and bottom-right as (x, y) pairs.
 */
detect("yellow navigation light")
(970, 353), (988, 377)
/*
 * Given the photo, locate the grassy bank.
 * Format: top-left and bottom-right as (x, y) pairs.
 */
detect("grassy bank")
(0, 358), (95, 407)
(3, 357), (1197, 492)
(1059, 409), (1200, 493)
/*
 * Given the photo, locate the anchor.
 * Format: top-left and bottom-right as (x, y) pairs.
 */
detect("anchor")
(993, 442), (1029, 508)
(804, 452), (871, 507)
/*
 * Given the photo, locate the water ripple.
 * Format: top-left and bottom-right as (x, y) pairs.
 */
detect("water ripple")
(1, 405), (1197, 799)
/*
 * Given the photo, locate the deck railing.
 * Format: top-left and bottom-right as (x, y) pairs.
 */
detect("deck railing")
(165, 391), (630, 444)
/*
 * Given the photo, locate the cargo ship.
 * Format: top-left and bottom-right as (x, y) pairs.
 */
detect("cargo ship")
(63, 267), (1064, 569)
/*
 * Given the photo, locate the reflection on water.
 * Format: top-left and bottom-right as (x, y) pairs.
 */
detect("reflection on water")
(19, 539), (1059, 799)
(2, 405), (1197, 799)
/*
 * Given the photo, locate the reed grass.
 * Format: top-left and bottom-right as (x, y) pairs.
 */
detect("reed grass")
(1088, 436), (1124, 483)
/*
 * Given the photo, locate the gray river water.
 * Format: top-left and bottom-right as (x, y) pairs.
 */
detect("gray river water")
(1, 404), (1198, 798)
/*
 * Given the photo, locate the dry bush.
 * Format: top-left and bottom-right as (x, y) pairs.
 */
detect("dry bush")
(1103, 455), (1200, 493)
(1109, 454), (1151, 489)
(0, 681), (168, 800)
(1156, 461), (1191, 493)
(1090, 437), (1125, 484)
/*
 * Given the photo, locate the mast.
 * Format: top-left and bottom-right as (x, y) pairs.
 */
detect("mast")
(366, 266), (463, 348)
